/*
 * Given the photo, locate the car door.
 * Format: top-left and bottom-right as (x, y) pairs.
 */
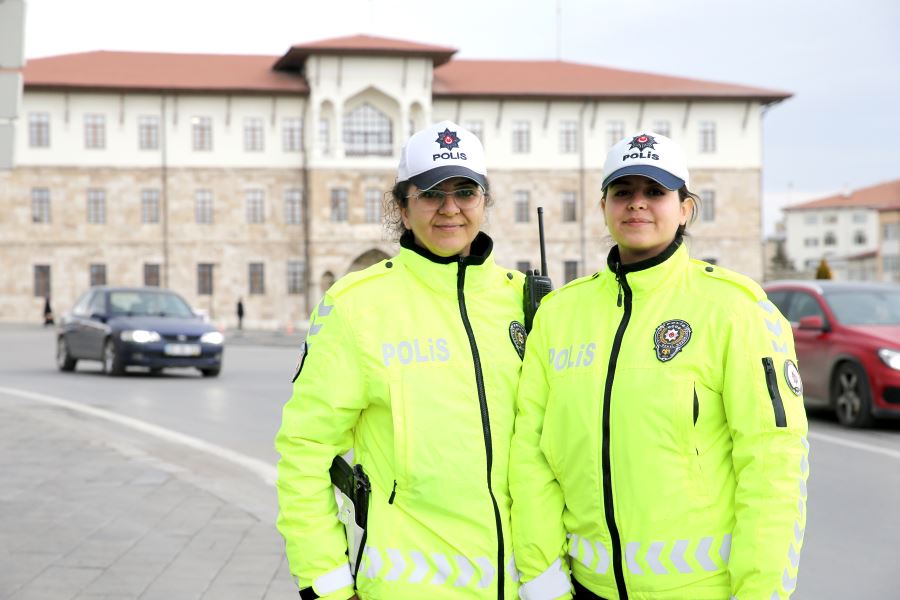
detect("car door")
(82, 291), (110, 359)
(785, 290), (830, 403)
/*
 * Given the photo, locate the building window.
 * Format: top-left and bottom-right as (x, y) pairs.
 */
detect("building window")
(883, 223), (900, 240)
(330, 188), (349, 222)
(87, 189), (106, 224)
(804, 213), (818, 225)
(287, 261), (306, 295)
(606, 120), (625, 148)
(559, 120), (578, 154)
(803, 237), (819, 247)
(516, 261), (531, 273)
(824, 231), (837, 246)
(249, 262), (265, 295)
(195, 189), (213, 224)
(246, 189), (265, 224)
(84, 114), (106, 149)
(564, 260), (579, 283)
(34, 265), (51, 298)
(823, 214), (838, 224)
(141, 189), (160, 224)
(852, 212), (867, 224)
(854, 231), (867, 245)
(561, 191), (577, 222)
(89, 264), (107, 287)
(652, 120), (671, 138)
(31, 188), (51, 223)
(282, 117), (303, 152)
(138, 115), (159, 150)
(29, 112), (50, 147)
(244, 117), (265, 152)
(364, 188), (382, 224)
(197, 263), (214, 295)
(318, 118), (330, 154)
(514, 190), (530, 223)
(144, 263), (160, 287)
(343, 103), (393, 156)
(512, 121), (531, 153)
(699, 189), (716, 222)
(284, 188), (303, 225)
(699, 121), (716, 153)
(883, 255), (900, 277)
(463, 120), (484, 145)
(192, 116), (213, 151)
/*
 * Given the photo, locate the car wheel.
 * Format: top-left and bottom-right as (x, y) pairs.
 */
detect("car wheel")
(103, 339), (126, 376)
(831, 361), (874, 428)
(200, 367), (221, 377)
(56, 336), (77, 372)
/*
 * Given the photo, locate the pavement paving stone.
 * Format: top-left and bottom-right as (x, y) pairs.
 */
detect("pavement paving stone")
(0, 391), (292, 600)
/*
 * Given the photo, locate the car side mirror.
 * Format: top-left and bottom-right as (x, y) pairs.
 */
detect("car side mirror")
(798, 315), (824, 331)
(90, 312), (107, 323)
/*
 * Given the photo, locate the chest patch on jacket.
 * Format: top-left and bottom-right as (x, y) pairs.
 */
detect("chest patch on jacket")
(509, 321), (527, 359)
(654, 319), (692, 362)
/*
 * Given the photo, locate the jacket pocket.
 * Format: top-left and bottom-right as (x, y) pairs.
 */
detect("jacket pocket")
(762, 357), (787, 427)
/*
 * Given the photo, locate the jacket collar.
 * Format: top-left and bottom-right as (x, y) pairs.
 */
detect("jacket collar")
(604, 236), (688, 297)
(396, 230), (497, 294)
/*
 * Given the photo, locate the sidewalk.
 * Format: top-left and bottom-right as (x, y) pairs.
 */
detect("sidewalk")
(0, 394), (296, 600)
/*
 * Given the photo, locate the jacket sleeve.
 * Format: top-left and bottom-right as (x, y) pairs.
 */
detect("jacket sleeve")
(722, 298), (809, 599)
(275, 295), (367, 600)
(509, 313), (573, 600)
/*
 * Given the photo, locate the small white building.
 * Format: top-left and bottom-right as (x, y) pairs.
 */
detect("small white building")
(783, 179), (900, 281)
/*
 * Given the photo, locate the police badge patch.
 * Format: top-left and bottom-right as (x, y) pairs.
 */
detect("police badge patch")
(784, 359), (803, 396)
(653, 319), (692, 362)
(509, 321), (527, 360)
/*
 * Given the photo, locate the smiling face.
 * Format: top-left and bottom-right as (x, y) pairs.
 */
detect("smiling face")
(400, 177), (486, 257)
(602, 175), (693, 264)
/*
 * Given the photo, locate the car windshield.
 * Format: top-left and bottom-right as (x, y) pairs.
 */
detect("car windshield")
(108, 291), (195, 318)
(825, 289), (900, 325)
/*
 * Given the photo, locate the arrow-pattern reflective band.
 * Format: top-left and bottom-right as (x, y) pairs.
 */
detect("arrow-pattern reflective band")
(507, 555), (520, 582)
(567, 533), (609, 574)
(773, 435), (809, 598)
(758, 300), (790, 355)
(358, 545), (500, 589)
(571, 533), (732, 576)
(308, 299), (334, 336)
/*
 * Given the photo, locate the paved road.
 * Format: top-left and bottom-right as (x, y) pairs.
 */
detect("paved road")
(2, 324), (899, 599)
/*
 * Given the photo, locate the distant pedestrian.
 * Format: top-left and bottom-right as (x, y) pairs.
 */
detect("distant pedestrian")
(236, 298), (244, 330)
(42, 297), (54, 326)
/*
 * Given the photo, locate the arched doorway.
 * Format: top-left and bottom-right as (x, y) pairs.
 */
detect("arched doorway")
(348, 249), (390, 274)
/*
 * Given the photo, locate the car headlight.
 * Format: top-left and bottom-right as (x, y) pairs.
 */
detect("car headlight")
(877, 348), (900, 370)
(120, 330), (161, 343)
(200, 331), (225, 345)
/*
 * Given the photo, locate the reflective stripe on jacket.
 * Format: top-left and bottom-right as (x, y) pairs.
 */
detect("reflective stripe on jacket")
(511, 240), (809, 600)
(277, 232), (525, 600)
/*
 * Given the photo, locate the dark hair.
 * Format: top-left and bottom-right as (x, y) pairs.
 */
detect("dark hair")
(383, 178), (493, 241)
(601, 182), (700, 238)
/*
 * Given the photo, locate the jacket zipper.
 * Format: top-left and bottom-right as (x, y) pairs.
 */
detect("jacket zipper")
(457, 259), (505, 600)
(603, 264), (630, 600)
(762, 357), (788, 427)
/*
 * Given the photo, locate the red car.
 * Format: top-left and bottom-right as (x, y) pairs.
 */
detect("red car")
(764, 280), (900, 427)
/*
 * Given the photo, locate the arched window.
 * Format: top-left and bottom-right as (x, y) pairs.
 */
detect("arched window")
(343, 103), (392, 156)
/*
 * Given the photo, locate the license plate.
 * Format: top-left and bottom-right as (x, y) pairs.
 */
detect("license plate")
(164, 343), (201, 356)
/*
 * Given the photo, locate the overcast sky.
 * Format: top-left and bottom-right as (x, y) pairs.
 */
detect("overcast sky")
(22, 0), (900, 235)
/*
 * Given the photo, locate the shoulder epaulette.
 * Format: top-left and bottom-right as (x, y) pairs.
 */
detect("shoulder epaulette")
(328, 259), (397, 299)
(541, 271), (600, 304)
(692, 260), (765, 302)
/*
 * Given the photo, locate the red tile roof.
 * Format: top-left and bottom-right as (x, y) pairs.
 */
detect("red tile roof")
(433, 60), (790, 102)
(273, 34), (457, 71)
(21, 37), (789, 104)
(23, 51), (308, 94)
(785, 179), (900, 211)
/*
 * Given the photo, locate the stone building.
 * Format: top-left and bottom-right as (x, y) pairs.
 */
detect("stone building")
(1, 35), (790, 328)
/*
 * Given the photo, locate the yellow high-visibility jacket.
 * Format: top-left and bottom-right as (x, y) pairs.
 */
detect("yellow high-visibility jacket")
(276, 232), (525, 600)
(511, 240), (809, 600)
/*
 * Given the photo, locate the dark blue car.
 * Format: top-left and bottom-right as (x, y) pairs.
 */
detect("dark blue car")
(56, 286), (224, 377)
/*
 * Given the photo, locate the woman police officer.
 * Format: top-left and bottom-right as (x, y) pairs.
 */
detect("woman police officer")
(276, 121), (525, 600)
(509, 132), (809, 599)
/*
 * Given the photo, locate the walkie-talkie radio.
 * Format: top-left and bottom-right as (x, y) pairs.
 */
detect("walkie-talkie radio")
(523, 206), (553, 332)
